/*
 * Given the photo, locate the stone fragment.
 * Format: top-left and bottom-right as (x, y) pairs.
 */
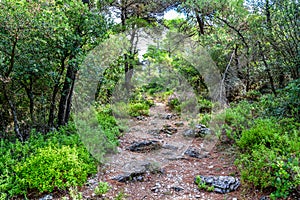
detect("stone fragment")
(39, 194), (53, 200)
(127, 140), (162, 152)
(160, 124), (177, 135)
(171, 186), (184, 192)
(174, 121), (184, 127)
(183, 124), (211, 137)
(184, 147), (207, 159)
(183, 129), (195, 137)
(112, 161), (162, 182)
(147, 129), (160, 135)
(194, 175), (240, 194)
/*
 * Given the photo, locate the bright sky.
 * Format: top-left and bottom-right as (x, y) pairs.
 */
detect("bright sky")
(164, 10), (185, 20)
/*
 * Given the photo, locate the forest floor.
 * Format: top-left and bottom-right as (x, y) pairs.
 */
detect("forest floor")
(77, 101), (266, 200)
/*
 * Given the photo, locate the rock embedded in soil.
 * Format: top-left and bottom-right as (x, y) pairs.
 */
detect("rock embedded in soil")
(39, 194), (53, 200)
(184, 147), (207, 159)
(127, 140), (162, 152)
(174, 121), (184, 127)
(160, 124), (177, 135)
(194, 175), (240, 194)
(162, 113), (177, 120)
(183, 124), (211, 138)
(171, 186), (184, 192)
(147, 129), (161, 135)
(112, 160), (162, 182)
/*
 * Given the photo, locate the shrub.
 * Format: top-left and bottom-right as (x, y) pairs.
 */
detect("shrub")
(14, 145), (96, 194)
(0, 124), (97, 198)
(235, 117), (300, 198)
(260, 79), (300, 121)
(214, 100), (256, 140)
(94, 182), (110, 196)
(128, 102), (150, 117)
(142, 82), (164, 95)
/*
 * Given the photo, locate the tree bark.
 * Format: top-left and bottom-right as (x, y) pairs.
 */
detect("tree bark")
(57, 61), (78, 127)
(48, 58), (66, 128)
(2, 84), (23, 141)
(195, 11), (205, 36)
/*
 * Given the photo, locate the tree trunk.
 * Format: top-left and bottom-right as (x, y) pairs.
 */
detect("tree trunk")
(48, 59), (66, 128)
(57, 62), (78, 127)
(195, 11), (205, 36)
(2, 84), (23, 141)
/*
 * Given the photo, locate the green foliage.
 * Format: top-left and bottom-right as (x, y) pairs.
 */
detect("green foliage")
(142, 82), (165, 95)
(97, 112), (121, 146)
(260, 79), (300, 121)
(235, 117), (300, 198)
(69, 187), (83, 200)
(215, 100), (256, 140)
(94, 182), (111, 196)
(194, 175), (215, 192)
(114, 190), (127, 200)
(168, 97), (181, 113)
(15, 145), (93, 193)
(128, 102), (150, 117)
(198, 97), (213, 113)
(0, 124), (97, 198)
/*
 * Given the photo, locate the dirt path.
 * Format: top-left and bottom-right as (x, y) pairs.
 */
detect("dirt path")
(81, 102), (257, 200)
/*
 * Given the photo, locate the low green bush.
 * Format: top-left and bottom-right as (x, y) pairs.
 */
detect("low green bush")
(128, 102), (150, 117)
(142, 82), (164, 95)
(214, 100), (256, 140)
(168, 97), (181, 113)
(235, 117), (300, 198)
(14, 145), (95, 194)
(94, 181), (110, 196)
(97, 112), (121, 146)
(0, 124), (97, 198)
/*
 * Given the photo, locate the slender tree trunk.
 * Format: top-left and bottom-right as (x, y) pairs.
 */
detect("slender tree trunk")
(27, 78), (35, 124)
(195, 11), (205, 36)
(48, 59), (66, 128)
(2, 84), (23, 141)
(57, 62), (78, 127)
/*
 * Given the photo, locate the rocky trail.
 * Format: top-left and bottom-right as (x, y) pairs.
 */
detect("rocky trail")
(72, 101), (266, 200)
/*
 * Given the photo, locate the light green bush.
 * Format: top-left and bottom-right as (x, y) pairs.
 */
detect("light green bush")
(14, 145), (96, 194)
(128, 102), (150, 117)
(94, 181), (110, 196)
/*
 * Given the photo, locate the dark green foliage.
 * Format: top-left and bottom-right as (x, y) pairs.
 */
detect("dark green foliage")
(213, 82), (300, 198)
(142, 82), (165, 95)
(260, 79), (300, 121)
(168, 97), (181, 113)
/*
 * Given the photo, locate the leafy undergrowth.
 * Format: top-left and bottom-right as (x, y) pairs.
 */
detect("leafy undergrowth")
(0, 106), (122, 199)
(0, 124), (96, 198)
(213, 79), (300, 199)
